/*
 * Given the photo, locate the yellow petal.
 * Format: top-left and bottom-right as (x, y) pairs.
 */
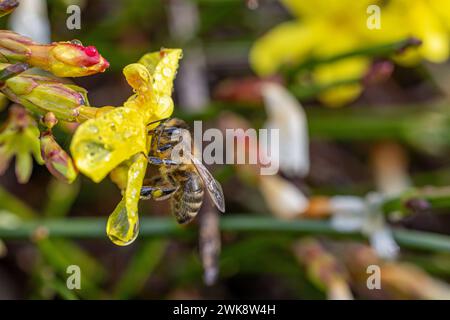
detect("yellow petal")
(313, 58), (369, 84)
(312, 58), (369, 107)
(317, 83), (363, 108)
(106, 197), (139, 246)
(106, 153), (147, 246)
(250, 21), (320, 76)
(281, 0), (338, 18)
(123, 63), (154, 120)
(109, 161), (130, 190)
(70, 107), (147, 182)
(406, 0), (449, 63)
(139, 48), (182, 97)
(121, 49), (181, 123)
(123, 63), (152, 95)
(139, 49), (181, 119)
(378, 0), (449, 64)
(125, 153), (147, 223)
(430, 0), (450, 31)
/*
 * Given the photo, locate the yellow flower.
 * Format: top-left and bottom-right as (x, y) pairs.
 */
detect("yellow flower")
(250, 0), (450, 106)
(70, 48), (182, 245)
(312, 58), (370, 108)
(376, 0), (450, 64)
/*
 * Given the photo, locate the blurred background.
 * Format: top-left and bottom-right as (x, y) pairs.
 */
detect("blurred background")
(1, 0), (450, 299)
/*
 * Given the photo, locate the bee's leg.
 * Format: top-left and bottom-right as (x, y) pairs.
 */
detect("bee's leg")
(140, 185), (177, 200)
(156, 126), (184, 151)
(140, 176), (179, 200)
(147, 156), (179, 166)
(156, 142), (176, 153)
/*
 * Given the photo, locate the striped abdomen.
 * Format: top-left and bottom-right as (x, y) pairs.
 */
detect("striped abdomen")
(171, 172), (204, 224)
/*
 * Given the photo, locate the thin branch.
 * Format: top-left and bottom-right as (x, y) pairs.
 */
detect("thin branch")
(0, 215), (449, 253)
(284, 37), (422, 79)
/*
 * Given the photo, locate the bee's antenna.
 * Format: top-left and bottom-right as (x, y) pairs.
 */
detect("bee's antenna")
(146, 117), (170, 127)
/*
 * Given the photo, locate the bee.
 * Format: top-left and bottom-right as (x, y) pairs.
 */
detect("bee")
(141, 118), (225, 224)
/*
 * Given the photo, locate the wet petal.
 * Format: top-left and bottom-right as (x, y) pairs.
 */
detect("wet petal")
(138, 48), (182, 119)
(106, 153), (147, 246)
(109, 161), (131, 190)
(70, 107), (147, 183)
(106, 197), (139, 246)
(125, 153), (147, 221)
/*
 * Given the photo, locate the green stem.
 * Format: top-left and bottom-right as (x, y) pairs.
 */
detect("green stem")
(289, 77), (362, 101)
(176, 102), (438, 143)
(284, 37), (421, 78)
(382, 187), (450, 215)
(0, 215), (449, 253)
(307, 108), (410, 141)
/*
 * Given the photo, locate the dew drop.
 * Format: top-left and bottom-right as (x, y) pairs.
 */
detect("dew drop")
(70, 39), (83, 46)
(106, 200), (139, 246)
(163, 67), (171, 77)
(159, 96), (171, 108)
(123, 131), (132, 139)
(88, 125), (99, 133)
(115, 111), (124, 121)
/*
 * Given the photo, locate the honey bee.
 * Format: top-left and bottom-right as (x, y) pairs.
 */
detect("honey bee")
(141, 118), (225, 224)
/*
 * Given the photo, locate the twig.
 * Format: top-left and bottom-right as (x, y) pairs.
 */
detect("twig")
(0, 215), (449, 253)
(284, 37), (422, 79)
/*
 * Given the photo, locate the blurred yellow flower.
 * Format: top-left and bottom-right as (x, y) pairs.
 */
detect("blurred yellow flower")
(250, 0), (450, 106)
(70, 48), (182, 246)
(312, 58), (370, 108)
(378, 0), (450, 65)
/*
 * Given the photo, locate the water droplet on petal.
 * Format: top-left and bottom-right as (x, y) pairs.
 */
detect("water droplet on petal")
(106, 199), (139, 246)
(88, 125), (99, 134)
(70, 39), (83, 46)
(163, 67), (171, 77)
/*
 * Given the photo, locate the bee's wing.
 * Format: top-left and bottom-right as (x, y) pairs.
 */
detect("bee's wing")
(187, 153), (225, 213)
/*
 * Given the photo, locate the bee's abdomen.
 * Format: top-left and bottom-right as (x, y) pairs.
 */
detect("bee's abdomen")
(171, 174), (204, 224)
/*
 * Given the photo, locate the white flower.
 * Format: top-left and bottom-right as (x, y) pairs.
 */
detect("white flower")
(330, 196), (366, 231)
(9, 0), (50, 44)
(261, 83), (309, 177)
(330, 193), (399, 260)
(259, 175), (308, 219)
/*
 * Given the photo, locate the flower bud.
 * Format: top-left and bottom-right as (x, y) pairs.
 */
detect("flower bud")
(41, 112), (58, 129)
(0, 105), (43, 183)
(0, 0), (18, 17)
(0, 66), (87, 121)
(293, 238), (353, 300)
(0, 31), (109, 77)
(40, 130), (78, 183)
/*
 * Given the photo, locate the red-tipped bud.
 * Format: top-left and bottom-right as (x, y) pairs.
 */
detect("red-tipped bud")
(0, 31), (109, 77)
